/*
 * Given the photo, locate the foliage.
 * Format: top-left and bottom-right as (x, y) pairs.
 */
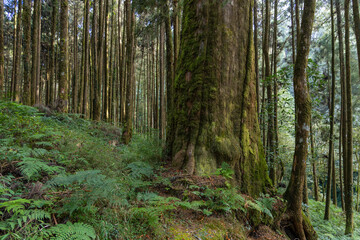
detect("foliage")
(308, 200), (360, 239)
(44, 222), (96, 240)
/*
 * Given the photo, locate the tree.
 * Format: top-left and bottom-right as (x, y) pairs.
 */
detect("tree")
(31, 0), (41, 105)
(344, 0), (353, 234)
(168, 0), (270, 195)
(22, 0), (31, 105)
(122, 0), (135, 144)
(58, 0), (69, 112)
(12, 0), (22, 103)
(284, 0), (317, 239)
(325, 0), (336, 220)
(0, 0), (4, 99)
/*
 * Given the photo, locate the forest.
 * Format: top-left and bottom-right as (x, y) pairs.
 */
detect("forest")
(1, 0), (360, 239)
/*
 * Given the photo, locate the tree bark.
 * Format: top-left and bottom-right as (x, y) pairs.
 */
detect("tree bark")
(122, 0), (135, 144)
(264, 0), (275, 185)
(325, 0), (336, 220)
(284, 0), (317, 239)
(31, 0), (41, 105)
(169, 0), (270, 196)
(336, 0), (346, 212)
(58, 0), (69, 112)
(22, 0), (31, 105)
(344, 0), (353, 234)
(72, 3), (79, 113)
(13, 0), (22, 103)
(0, 0), (3, 99)
(81, 0), (90, 117)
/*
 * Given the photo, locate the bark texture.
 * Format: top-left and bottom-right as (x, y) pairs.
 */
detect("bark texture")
(58, 0), (69, 112)
(169, 0), (270, 196)
(284, 0), (317, 239)
(0, 0), (4, 98)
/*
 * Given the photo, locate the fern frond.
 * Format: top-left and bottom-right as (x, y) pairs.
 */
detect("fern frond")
(44, 222), (96, 240)
(17, 157), (63, 179)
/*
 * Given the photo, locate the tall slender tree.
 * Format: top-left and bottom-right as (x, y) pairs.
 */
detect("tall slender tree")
(336, 0), (346, 211)
(344, 0), (353, 234)
(284, 0), (317, 239)
(325, 0), (336, 219)
(122, 0), (135, 144)
(0, 0), (5, 99)
(58, 0), (69, 112)
(13, 0), (22, 103)
(22, 0), (31, 105)
(31, 0), (41, 105)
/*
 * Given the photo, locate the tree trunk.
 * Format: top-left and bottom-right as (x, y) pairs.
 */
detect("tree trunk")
(290, 0), (295, 64)
(31, 0), (41, 105)
(325, 0), (336, 219)
(284, 0), (317, 239)
(121, 0), (135, 144)
(159, 23), (165, 139)
(164, 0), (175, 156)
(22, 0), (31, 105)
(254, 0), (259, 115)
(58, 0), (69, 112)
(169, 0), (270, 196)
(336, 0), (346, 212)
(264, 0), (275, 185)
(94, 0), (103, 121)
(72, 3), (78, 113)
(0, 0), (3, 99)
(13, 0), (22, 103)
(81, 0), (90, 117)
(344, 0), (353, 234)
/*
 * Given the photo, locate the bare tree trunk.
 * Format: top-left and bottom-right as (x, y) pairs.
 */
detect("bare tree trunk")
(58, 0), (69, 112)
(344, 0), (353, 234)
(254, 0), (259, 115)
(290, 0), (295, 63)
(335, 0), (346, 212)
(122, 0), (135, 144)
(72, 3), (78, 113)
(22, 0), (31, 105)
(159, 23), (165, 139)
(325, 0), (336, 219)
(264, 0), (275, 184)
(81, 0), (90, 117)
(284, 0), (317, 239)
(31, 0), (41, 105)
(0, 0), (3, 99)
(13, 0), (22, 102)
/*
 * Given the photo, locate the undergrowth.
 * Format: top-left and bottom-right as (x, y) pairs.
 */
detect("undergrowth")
(0, 101), (279, 239)
(308, 199), (360, 239)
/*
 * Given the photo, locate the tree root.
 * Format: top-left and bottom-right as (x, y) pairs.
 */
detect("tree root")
(280, 211), (318, 240)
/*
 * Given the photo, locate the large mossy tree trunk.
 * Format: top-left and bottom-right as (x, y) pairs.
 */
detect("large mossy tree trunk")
(283, 0), (317, 239)
(168, 0), (270, 196)
(0, 0), (3, 99)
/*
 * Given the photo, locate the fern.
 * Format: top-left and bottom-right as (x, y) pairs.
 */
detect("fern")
(44, 222), (96, 240)
(17, 157), (63, 179)
(125, 161), (154, 179)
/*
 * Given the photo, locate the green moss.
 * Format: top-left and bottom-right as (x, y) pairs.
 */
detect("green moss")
(196, 146), (217, 175)
(213, 135), (241, 163)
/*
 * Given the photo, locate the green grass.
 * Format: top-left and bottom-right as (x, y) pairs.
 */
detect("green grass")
(308, 199), (360, 239)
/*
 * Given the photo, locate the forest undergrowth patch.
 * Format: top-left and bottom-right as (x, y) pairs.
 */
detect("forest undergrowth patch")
(0, 101), (291, 239)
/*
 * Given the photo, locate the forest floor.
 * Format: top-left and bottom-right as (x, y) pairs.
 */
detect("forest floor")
(0, 100), (358, 239)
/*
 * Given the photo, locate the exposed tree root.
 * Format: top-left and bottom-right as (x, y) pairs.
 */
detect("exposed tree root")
(280, 211), (318, 240)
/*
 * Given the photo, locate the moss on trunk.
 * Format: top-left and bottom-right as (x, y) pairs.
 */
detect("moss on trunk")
(169, 0), (270, 196)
